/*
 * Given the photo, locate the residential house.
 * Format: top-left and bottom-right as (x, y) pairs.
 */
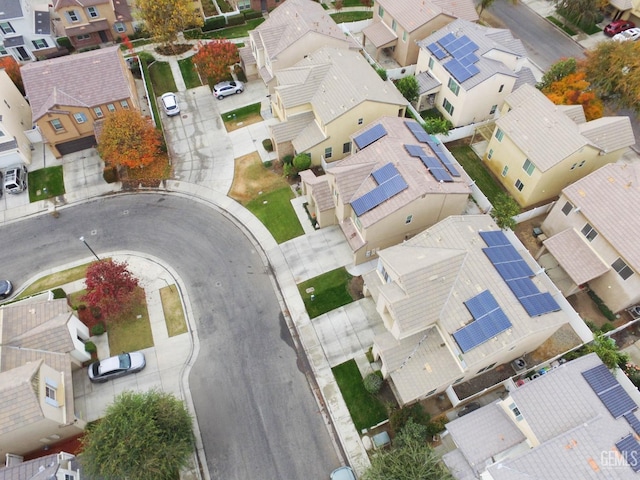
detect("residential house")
(0, 297), (90, 459)
(443, 353), (640, 479)
(269, 46), (407, 164)
(363, 214), (580, 406)
(483, 83), (635, 208)
(21, 45), (139, 158)
(300, 116), (471, 265)
(606, 0), (640, 23)
(538, 162), (640, 314)
(414, 19), (538, 127)
(0, 69), (33, 168)
(239, 0), (360, 89)
(0, 0), (59, 61)
(234, 0), (285, 13)
(361, 0), (478, 67)
(1, 452), (80, 480)
(53, 0), (134, 49)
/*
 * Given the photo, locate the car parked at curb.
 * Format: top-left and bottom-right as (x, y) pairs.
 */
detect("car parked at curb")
(330, 466), (356, 480)
(0, 280), (13, 299)
(213, 80), (244, 99)
(160, 92), (180, 116)
(613, 27), (640, 41)
(604, 19), (635, 36)
(88, 351), (146, 383)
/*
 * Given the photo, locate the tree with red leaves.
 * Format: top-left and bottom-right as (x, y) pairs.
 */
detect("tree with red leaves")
(0, 56), (24, 95)
(82, 259), (142, 321)
(192, 40), (239, 85)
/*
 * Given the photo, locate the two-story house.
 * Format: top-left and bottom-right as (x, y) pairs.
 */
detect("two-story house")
(269, 46), (407, 165)
(300, 116), (471, 265)
(21, 46), (139, 158)
(239, 0), (359, 89)
(538, 162), (640, 314)
(361, 0), (478, 67)
(0, 69), (33, 168)
(363, 214), (581, 406)
(233, 0), (282, 12)
(53, 0), (134, 49)
(414, 19), (538, 126)
(483, 83), (635, 208)
(0, 0), (58, 61)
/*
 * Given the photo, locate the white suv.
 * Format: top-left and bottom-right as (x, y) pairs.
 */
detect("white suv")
(4, 165), (27, 194)
(213, 80), (244, 99)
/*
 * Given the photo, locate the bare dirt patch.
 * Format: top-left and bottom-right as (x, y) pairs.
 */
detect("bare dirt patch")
(348, 275), (364, 300)
(223, 112), (264, 132)
(228, 153), (289, 204)
(155, 43), (193, 56)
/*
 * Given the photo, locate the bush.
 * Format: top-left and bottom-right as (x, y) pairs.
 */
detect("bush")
(389, 404), (430, 433)
(425, 416), (448, 436)
(600, 322), (615, 333)
(226, 14), (245, 26)
(375, 67), (387, 81)
(587, 288), (616, 321)
(91, 323), (106, 336)
(51, 287), (67, 299)
(203, 16), (226, 32)
(264, 160), (272, 168)
(262, 138), (273, 152)
(103, 165), (119, 184)
(283, 163), (296, 177)
(243, 9), (263, 19)
(57, 37), (72, 49)
(234, 64), (247, 83)
(293, 153), (312, 171)
(90, 306), (102, 319)
(85, 341), (97, 353)
(363, 372), (383, 394)
(282, 154), (294, 165)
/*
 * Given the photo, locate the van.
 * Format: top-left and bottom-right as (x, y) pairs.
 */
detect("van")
(4, 165), (28, 194)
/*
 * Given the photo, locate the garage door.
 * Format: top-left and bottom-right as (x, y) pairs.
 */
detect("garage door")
(56, 135), (96, 156)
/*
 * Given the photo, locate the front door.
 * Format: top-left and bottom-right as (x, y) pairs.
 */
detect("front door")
(15, 46), (30, 61)
(261, 0), (266, 11)
(99, 30), (108, 43)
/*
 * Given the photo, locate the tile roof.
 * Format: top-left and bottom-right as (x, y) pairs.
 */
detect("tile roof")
(542, 228), (610, 285)
(0, 453), (64, 480)
(0, 0), (23, 20)
(299, 171), (333, 212)
(416, 70), (441, 95)
(21, 46), (134, 122)
(361, 21), (397, 48)
(376, 0), (478, 33)
(562, 162), (640, 271)
(54, 0), (107, 8)
(579, 116), (635, 153)
(0, 361), (43, 437)
(270, 111), (315, 143)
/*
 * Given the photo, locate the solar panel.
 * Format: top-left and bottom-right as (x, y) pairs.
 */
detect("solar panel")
(583, 363), (618, 393)
(372, 163), (399, 184)
(480, 230), (510, 247)
(459, 53), (479, 67)
(454, 298), (511, 353)
(404, 144), (425, 157)
(624, 413), (640, 436)
(419, 155), (453, 182)
(616, 435), (640, 472)
(438, 33), (456, 49)
(467, 64), (481, 76)
(404, 121), (430, 143)
(482, 245), (522, 264)
(507, 277), (539, 298)
(464, 290), (499, 320)
(494, 260), (534, 281)
(582, 363), (638, 419)
(444, 59), (473, 83)
(427, 42), (447, 60)
(436, 153), (461, 177)
(353, 124), (387, 150)
(519, 292), (560, 316)
(351, 174), (408, 216)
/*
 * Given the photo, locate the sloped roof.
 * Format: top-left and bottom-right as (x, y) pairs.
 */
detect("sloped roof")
(21, 46), (134, 122)
(579, 115), (635, 153)
(562, 162), (640, 271)
(299, 170), (333, 212)
(361, 20), (397, 48)
(54, 0), (106, 9)
(0, 361), (43, 437)
(270, 111), (315, 143)
(376, 0), (478, 33)
(0, 453), (66, 480)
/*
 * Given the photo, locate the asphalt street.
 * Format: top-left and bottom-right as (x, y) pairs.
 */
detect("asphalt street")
(1, 193), (340, 480)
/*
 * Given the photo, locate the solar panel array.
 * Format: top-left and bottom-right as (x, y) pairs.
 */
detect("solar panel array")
(353, 123), (387, 150)
(426, 137), (461, 177)
(616, 435), (640, 472)
(582, 364), (637, 419)
(427, 42), (446, 60)
(404, 121), (430, 143)
(351, 163), (408, 216)
(624, 412), (640, 436)
(404, 122), (462, 183)
(479, 230), (560, 316)
(453, 290), (512, 353)
(426, 33), (481, 84)
(420, 155), (453, 182)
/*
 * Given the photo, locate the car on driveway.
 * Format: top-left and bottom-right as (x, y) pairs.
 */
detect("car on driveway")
(330, 466), (356, 480)
(88, 351), (146, 383)
(604, 19), (635, 36)
(213, 80), (244, 99)
(0, 280), (12, 299)
(613, 27), (640, 41)
(160, 92), (180, 116)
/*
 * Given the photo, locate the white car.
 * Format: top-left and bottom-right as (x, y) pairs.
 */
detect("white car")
(160, 92), (180, 116)
(613, 27), (640, 41)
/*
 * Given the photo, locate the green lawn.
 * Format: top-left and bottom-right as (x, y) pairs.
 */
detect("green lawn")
(334, 0), (366, 6)
(330, 11), (372, 23)
(546, 16), (577, 36)
(245, 187), (303, 243)
(19, 263), (91, 298)
(178, 57), (202, 89)
(138, 52), (162, 129)
(195, 18), (266, 39)
(148, 61), (177, 96)
(298, 268), (355, 318)
(28, 166), (65, 203)
(221, 102), (262, 124)
(333, 360), (388, 431)
(448, 145), (505, 204)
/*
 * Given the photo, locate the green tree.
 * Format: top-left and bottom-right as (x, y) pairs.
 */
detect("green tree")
(583, 332), (629, 370)
(81, 390), (193, 480)
(135, 0), (203, 48)
(293, 153), (312, 171)
(536, 57), (577, 91)
(554, 0), (601, 29)
(490, 193), (520, 230)
(395, 76), (419, 103)
(424, 117), (452, 136)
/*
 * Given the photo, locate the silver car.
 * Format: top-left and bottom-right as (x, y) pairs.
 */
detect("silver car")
(160, 92), (180, 116)
(330, 466), (356, 480)
(88, 351), (146, 383)
(213, 80), (244, 99)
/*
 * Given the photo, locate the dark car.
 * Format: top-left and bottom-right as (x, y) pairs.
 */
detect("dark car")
(604, 19), (635, 36)
(457, 402), (481, 417)
(0, 280), (13, 299)
(88, 351), (146, 383)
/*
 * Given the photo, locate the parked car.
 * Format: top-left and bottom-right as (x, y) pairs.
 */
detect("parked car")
(160, 92), (180, 116)
(457, 402), (481, 417)
(604, 19), (635, 36)
(3, 165), (27, 194)
(330, 466), (356, 480)
(0, 280), (13, 299)
(213, 80), (244, 99)
(87, 351), (146, 383)
(613, 27), (640, 41)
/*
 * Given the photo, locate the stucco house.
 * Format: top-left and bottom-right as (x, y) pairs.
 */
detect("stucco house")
(538, 162), (640, 314)
(414, 19), (538, 127)
(269, 46), (407, 165)
(442, 353), (640, 479)
(300, 116), (471, 265)
(363, 214), (579, 406)
(483, 83), (635, 208)
(607, 0), (640, 23)
(0, 69), (34, 168)
(53, 0), (134, 49)
(0, 0), (59, 61)
(239, 0), (359, 89)
(0, 297), (90, 459)
(21, 45), (139, 158)
(1, 451), (80, 479)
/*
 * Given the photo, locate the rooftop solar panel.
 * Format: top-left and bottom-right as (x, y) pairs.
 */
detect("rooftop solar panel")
(427, 42), (447, 60)
(582, 364), (618, 394)
(419, 155), (453, 182)
(453, 305), (511, 353)
(354, 123), (387, 150)
(467, 64), (481, 76)
(479, 230), (510, 247)
(444, 59), (473, 83)
(351, 174), (408, 216)
(519, 292), (560, 316)
(459, 53), (479, 67)
(494, 260), (534, 281)
(507, 277), (539, 299)
(372, 163), (399, 184)
(404, 144), (425, 157)
(482, 245), (522, 264)
(624, 412), (640, 436)
(405, 121), (430, 143)
(616, 435), (640, 472)
(464, 290), (499, 320)
(438, 33), (456, 48)
(583, 364), (638, 420)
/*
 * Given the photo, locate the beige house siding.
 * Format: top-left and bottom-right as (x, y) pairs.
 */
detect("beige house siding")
(0, 70), (33, 168)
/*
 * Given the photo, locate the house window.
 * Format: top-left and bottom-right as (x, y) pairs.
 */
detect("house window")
(499, 84), (504, 93)
(378, 6), (384, 17)
(522, 159), (535, 176)
(342, 142), (351, 154)
(428, 57), (434, 69)
(405, 214), (413, 224)
(425, 389), (437, 397)
(50, 119), (64, 132)
(447, 78), (460, 96)
(515, 179), (524, 191)
(402, 31), (407, 42)
(486, 148), (493, 159)
(0, 22), (15, 34)
(578, 160), (586, 167)
(324, 147), (332, 159)
(94, 107), (104, 118)
(377, 263), (391, 283)
(581, 223), (598, 241)
(76, 34), (91, 41)
(490, 104), (497, 115)
(65, 475), (75, 480)
(570, 163), (577, 170)
(561, 201), (573, 215)
(66, 10), (80, 22)
(357, 118), (363, 125)
(0, 45), (8, 56)
(120, 99), (129, 109)
(107, 103), (116, 112)
(495, 128), (504, 141)
(391, 19), (397, 31)
(477, 363), (497, 374)
(453, 377), (464, 384)
(32, 39), (49, 49)
(501, 165), (508, 177)
(86, 6), (99, 18)
(509, 402), (523, 421)
(114, 22), (126, 33)
(443, 98), (454, 115)
(44, 378), (59, 407)
(612, 258), (634, 280)
(74, 112), (88, 124)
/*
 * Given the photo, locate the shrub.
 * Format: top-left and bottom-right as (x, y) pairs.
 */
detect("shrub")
(262, 138), (273, 152)
(51, 287), (67, 299)
(587, 288), (616, 321)
(282, 154), (294, 165)
(103, 165), (119, 184)
(600, 322), (615, 333)
(425, 416), (448, 436)
(389, 404), (430, 433)
(293, 153), (312, 171)
(283, 163), (296, 177)
(57, 37), (72, 49)
(91, 323), (106, 336)
(234, 64), (247, 83)
(264, 160), (272, 168)
(203, 16), (226, 32)
(363, 372), (383, 394)
(375, 67), (387, 81)
(243, 9), (263, 19)
(226, 14), (245, 26)
(85, 341), (97, 353)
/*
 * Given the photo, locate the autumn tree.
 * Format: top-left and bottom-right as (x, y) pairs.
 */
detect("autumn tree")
(82, 259), (142, 321)
(97, 109), (162, 169)
(193, 40), (239, 85)
(542, 71), (603, 120)
(135, 0), (203, 49)
(0, 56), (24, 94)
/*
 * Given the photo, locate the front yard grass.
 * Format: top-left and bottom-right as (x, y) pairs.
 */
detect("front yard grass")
(19, 263), (91, 298)
(222, 102), (263, 132)
(448, 145), (505, 204)
(160, 285), (188, 337)
(148, 61), (177, 96)
(330, 11), (373, 22)
(333, 359), (388, 431)
(298, 267), (354, 318)
(178, 57), (202, 89)
(28, 166), (65, 203)
(546, 16), (577, 36)
(193, 18), (266, 39)
(245, 187), (303, 243)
